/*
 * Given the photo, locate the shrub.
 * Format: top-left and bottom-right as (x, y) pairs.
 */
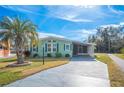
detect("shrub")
(65, 54), (70, 57)
(55, 52), (62, 58)
(33, 54), (39, 58)
(47, 53), (52, 57)
(120, 48), (124, 54)
(24, 51), (31, 57)
(94, 55), (97, 58)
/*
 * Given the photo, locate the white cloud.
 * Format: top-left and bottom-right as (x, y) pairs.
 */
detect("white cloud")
(74, 5), (97, 9)
(1, 6), (93, 23)
(74, 29), (97, 34)
(56, 16), (93, 22)
(2, 5), (110, 23)
(74, 29), (97, 41)
(60, 29), (97, 42)
(45, 5), (111, 23)
(120, 22), (124, 26)
(1, 6), (42, 16)
(45, 6), (99, 22)
(108, 6), (124, 15)
(38, 30), (95, 42)
(38, 32), (65, 38)
(100, 22), (124, 28)
(2, 6), (30, 13)
(38, 29), (97, 42)
(100, 24), (120, 28)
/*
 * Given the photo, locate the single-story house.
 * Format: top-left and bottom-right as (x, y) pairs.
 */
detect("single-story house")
(30, 36), (94, 57)
(0, 44), (10, 57)
(0, 29), (10, 57)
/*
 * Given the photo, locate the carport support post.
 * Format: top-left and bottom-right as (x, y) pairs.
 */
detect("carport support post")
(43, 47), (45, 65)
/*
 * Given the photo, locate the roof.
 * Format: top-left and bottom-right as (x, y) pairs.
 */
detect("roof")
(40, 36), (94, 46)
(40, 36), (72, 42)
(0, 29), (8, 33)
(72, 40), (94, 46)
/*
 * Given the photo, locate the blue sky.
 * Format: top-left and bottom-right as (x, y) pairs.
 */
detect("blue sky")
(0, 5), (124, 41)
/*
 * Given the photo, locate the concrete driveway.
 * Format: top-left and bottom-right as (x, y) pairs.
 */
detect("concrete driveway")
(70, 55), (96, 62)
(6, 56), (110, 87)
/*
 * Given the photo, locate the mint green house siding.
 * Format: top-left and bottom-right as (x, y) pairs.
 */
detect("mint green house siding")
(30, 36), (95, 58)
(31, 37), (73, 57)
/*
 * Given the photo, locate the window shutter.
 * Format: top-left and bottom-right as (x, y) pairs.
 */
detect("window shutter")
(70, 44), (72, 50)
(33, 45), (35, 51)
(45, 43), (47, 52)
(57, 43), (59, 52)
(30, 45), (32, 52)
(37, 46), (38, 52)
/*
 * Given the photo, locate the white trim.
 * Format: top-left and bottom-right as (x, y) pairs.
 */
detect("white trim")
(65, 44), (70, 51)
(47, 43), (52, 53)
(40, 36), (72, 42)
(47, 41), (57, 53)
(53, 43), (57, 52)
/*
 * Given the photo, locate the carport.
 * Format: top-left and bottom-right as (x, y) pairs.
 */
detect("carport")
(72, 41), (94, 57)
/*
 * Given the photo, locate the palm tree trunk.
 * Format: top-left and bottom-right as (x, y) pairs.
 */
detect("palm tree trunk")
(17, 54), (24, 64)
(16, 47), (24, 64)
(16, 50), (24, 64)
(15, 38), (25, 64)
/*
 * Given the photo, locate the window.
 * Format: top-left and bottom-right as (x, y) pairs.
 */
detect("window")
(33, 45), (36, 51)
(53, 40), (56, 42)
(33, 45), (38, 52)
(65, 44), (70, 51)
(53, 43), (57, 52)
(47, 43), (57, 52)
(48, 40), (51, 42)
(48, 44), (51, 52)
(36, 46), (38, 52)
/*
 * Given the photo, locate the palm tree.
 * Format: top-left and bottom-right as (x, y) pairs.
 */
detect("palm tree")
(0, 16), (38, 64)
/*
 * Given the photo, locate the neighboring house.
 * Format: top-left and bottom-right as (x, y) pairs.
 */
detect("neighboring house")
(0, 44), (10, 57)
(0, 29), (10, 57)
(30, 36), (94, 57)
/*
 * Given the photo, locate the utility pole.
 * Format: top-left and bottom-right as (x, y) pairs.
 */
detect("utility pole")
(109, 39), (111, 53)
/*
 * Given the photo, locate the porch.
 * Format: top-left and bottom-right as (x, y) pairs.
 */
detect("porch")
(72, 42), (94, 57)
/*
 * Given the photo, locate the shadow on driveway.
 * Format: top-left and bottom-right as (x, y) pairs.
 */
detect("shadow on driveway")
(70, 55), (96, 62)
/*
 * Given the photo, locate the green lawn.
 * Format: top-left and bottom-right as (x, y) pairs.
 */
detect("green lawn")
(95, 53), (124, 87)
(114, 54), (124, 59)
(0, 57), (17, 62)
(0, 57), (69, 86)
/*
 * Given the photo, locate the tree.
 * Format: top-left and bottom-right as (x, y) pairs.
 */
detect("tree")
(88, 24), (124, 53)
(120, 48), (124, 54)
(0, 16), (38, 64)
